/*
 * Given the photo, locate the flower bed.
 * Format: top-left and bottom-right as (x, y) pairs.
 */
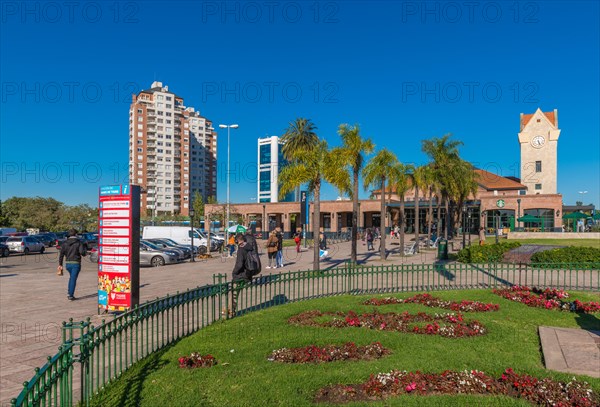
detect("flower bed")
(178, 352), (218, 369)
(493, 286), (600, 313)
(314, 368), (599, 406)
(268, 342), (390, 363)
(288, 310), (487, 338)
(363, 293), (499, 312)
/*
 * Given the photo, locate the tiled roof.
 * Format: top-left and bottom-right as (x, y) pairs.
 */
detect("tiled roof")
(372, 169), (525, 194)
(521, 110), (556, 129)
(474, 169), (525, 190)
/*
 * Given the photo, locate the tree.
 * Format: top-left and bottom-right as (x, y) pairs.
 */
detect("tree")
(281, 118), (320, 161)
(0, 200), (8, 227)
(192, 191), (205, 229)
(331, 124), (374, 263)
(389, 163), (413, 254)
(412, 165), (429, 253)
(422, 134), (463, 239)
(449, 160), (479, 233)
(420, 165), (438, 248)
(362, 149), (399, 260)
(279, 139), (348, 271)
(576, 201), (583, 207)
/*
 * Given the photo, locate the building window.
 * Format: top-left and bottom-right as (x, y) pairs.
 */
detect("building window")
(519, 190), (526, 195)
(535, 161), (542, 172)
(259, 144), (271, 165)
(259, 171), (271, 192)
(535, 184), (542, 190)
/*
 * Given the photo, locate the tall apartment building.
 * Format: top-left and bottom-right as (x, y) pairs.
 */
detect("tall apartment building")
(129, 82), (217, 216)
(257, 136), (294, 203)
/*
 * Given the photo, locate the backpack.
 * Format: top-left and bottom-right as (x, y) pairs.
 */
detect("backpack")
(244, 249), (261, 276)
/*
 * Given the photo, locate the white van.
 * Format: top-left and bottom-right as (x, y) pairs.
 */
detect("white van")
(142, 226), (207, 247)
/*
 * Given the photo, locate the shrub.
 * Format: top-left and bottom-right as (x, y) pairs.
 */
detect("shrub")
(456, 242), (521, 263)
(530, 246), (600, 264)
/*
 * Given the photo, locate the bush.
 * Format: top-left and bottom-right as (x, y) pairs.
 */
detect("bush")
(530, 246), (600, 264)
(456, 242), (521, 263)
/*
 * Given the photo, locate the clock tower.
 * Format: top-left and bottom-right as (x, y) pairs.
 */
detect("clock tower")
(518, 108), (560, 194)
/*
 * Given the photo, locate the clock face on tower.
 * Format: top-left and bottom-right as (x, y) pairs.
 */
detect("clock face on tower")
(531, 135), (546, 148)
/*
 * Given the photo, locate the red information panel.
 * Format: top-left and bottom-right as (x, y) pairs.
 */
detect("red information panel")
(98, 185), (140, 312)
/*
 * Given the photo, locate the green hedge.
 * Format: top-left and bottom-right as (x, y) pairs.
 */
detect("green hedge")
(456, 242), (521, 263)
(530, 246), (600, 264)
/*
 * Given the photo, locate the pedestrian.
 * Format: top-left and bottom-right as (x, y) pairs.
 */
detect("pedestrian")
(266, 231), (278, 269)
(479, 226), (485, 246)
(228, 233), (236, 257)
(294, 229), (301, 253)
(275, 227), (284, 268)
(57, 229), (87, 301)
(319, 229), (327, 250)
(228, 233), (254, 317)
(366, 228), (374, 250)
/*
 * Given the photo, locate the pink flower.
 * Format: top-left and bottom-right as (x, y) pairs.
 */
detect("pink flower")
(405, 382), (417, 392)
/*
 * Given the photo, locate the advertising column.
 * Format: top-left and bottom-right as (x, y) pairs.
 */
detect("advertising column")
(98, 184), (140, 312)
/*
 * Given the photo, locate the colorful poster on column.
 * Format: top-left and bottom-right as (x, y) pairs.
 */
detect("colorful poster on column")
(98, 184), (140, 312)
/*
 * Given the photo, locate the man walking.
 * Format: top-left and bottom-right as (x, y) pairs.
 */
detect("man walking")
(229, 233), (260, 317)
(57, 229), (87, 301)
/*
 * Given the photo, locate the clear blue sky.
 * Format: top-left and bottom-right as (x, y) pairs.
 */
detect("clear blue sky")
(1, 1), (598, 207)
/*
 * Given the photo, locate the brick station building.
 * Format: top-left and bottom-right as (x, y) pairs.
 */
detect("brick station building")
(205, 108), (564, 236)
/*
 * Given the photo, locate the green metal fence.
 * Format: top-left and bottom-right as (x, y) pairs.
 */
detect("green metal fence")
(11, 262), (600, 406)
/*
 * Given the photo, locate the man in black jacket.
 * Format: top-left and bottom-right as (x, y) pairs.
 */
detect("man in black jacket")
(57, 229), (87, 300)
(230, 233), (252, 317)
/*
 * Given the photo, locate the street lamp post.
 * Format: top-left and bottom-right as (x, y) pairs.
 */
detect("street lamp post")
(467, 208), (472, 246)
(462, 204), (467, 249)
(517, 198), (521, 231)
(189, 208), (195, 262)
(218, 123), (239, 245)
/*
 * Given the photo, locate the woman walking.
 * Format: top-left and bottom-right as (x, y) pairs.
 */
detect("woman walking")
(266, 231), (278, 269)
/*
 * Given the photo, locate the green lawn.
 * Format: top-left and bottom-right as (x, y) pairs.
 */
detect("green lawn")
(90, 290), (600, 407)
(488, 237), (600, 249)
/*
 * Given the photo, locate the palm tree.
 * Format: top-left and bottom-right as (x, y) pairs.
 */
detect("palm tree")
(281, 118), (320, 160)
(389, 163), (413, 254)
(281, 118), (320, 201)
(421, 165), (438, 248)
(421, 134), (463, 239)
(412, 165), (429, 253)
(279, 139), (349, 271)
(331, 124), (374, 263)
(449, 160), (479, 234)
(362, 149), (398, 260)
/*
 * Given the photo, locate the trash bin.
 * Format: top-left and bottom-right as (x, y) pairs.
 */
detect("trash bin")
(438, 239), (448, 260)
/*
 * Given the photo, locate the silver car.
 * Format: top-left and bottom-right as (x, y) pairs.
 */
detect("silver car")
(140, 241), (180, 267)
(6, 236), (45, 254)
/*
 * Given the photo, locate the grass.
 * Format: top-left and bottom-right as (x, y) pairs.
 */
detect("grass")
(487, 237), (600, 249)
(89, 290), (600, 407)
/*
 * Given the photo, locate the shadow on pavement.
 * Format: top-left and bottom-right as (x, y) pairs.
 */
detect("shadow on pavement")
(469, 264), (513, 286)
(433, 261), (455, 281)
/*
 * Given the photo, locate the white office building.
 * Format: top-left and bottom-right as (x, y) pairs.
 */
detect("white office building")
(257, 136), (294, 203)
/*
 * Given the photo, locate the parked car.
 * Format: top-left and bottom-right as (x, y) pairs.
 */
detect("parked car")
(139, 241), (180, 267)
(0, 236), (9, 244)
(31, 233), (56, 247)
(146, 238), (192, 259)
(77, 233), (98, 250)
(150, 238), (207, 256)
(6, 236), (45, 254)
(141, 239), (186, 261)
(0, 243), (9, 257)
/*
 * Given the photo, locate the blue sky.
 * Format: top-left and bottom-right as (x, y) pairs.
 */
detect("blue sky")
(1, 0), (598, 207)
